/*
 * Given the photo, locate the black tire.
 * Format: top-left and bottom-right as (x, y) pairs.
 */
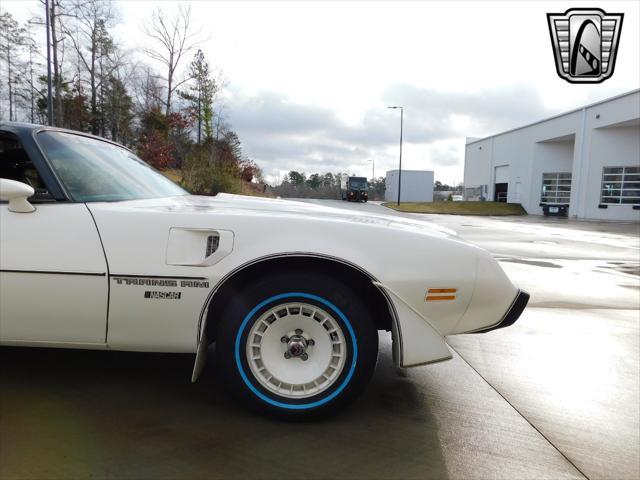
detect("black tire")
(215, 271), (378, 419)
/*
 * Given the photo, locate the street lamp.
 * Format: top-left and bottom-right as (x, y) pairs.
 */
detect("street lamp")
(388, 106), (403, 206)
(45, 0), (53, 126)
(368, 158), (375, 179)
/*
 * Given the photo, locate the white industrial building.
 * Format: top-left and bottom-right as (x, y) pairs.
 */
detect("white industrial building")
(464, 89), (640, 221)
(385, 169), (434, 202)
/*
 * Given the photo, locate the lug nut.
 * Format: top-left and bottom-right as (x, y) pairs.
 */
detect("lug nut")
(281, 336), (289, 343)
(307, 339), (315, 346)
(295, 329), (303, 335)
(284, 352), (292, 359)
(301, 353), (309, 361)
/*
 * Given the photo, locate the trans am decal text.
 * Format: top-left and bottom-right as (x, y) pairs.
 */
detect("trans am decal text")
(112, 277), (209, 288)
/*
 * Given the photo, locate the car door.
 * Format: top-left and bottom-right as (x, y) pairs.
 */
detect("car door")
(0, 129), (109, 346)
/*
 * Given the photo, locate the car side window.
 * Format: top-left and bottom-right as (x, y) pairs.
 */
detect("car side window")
(0, 133), (54, 201)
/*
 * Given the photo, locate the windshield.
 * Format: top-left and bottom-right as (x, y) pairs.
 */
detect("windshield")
(350, 178), (368, 189)
(36, 131), (188, 202)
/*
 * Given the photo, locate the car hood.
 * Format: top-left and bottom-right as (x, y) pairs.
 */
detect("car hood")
(103, 193), (457, 238)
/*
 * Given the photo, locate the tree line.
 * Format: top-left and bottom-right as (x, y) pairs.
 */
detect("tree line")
(270, 172), (462, 201)
(271, 171), (386, 200)
(0, 1), (261, 195)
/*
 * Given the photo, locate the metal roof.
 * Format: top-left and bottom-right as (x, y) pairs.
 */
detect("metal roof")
(465, 88), (640, 146)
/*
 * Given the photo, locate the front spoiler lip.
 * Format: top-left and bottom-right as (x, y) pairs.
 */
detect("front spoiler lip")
(473, 289), (530, 334)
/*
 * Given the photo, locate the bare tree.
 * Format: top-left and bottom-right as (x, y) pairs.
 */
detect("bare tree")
(48, 0), (66, 125)
(25, 19), (44, 123)
(141, 5), (201, 116)
(33, 0), (68, 125)
(133, 65), (164, 113)
(0, 12), (25, 121)
(64, 0), (121, 134)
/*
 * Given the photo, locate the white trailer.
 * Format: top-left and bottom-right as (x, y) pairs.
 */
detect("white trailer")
(385, 170), (434, 202)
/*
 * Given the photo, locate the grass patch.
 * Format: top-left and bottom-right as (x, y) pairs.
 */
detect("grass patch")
(240, 181), (275, 198)
(160, 168), (272, 198)
(382, 201), (527, 216)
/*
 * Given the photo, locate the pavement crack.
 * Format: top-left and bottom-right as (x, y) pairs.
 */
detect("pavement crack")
(448, 343), (591, 480)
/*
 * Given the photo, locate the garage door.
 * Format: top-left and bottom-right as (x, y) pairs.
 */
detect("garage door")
(495, 165), (509, 183)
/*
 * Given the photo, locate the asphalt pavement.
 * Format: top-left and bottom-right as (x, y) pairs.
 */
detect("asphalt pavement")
(1, 200), (638, 480)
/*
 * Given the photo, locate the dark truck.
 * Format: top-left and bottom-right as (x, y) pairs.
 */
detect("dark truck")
(340, 175), (369, 202)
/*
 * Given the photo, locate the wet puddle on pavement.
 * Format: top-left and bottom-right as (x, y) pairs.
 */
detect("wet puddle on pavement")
(499, 258), (563, 269)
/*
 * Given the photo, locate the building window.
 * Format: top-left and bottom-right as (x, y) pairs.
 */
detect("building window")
(601, 166), (640, 205)
(541, 172), (571, 204)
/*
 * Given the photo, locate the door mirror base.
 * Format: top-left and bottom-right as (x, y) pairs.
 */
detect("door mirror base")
(0, 179), (36, 213)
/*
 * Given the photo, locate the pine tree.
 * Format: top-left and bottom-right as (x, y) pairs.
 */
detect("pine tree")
(180, 49), (217, 144)
(104, 75), (133, 144)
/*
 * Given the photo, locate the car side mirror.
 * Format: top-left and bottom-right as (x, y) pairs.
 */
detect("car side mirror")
(0, 178), (36, 213)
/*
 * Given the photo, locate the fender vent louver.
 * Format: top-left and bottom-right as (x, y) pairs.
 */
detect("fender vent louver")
(206, 235), (219, 257)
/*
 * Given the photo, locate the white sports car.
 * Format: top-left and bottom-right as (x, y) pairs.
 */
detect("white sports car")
(0, 123), (529, 417)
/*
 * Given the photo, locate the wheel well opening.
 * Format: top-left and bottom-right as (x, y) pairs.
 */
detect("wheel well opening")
(203, 256), (393, 344)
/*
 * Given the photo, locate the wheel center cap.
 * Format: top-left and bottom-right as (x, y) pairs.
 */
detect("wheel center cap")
(287, 335), (307, 357)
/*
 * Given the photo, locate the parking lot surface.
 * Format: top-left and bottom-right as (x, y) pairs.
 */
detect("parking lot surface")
(1, 199), (638, 480)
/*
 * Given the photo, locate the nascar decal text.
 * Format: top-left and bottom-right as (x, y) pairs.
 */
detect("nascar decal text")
(144, 291), (182, 300)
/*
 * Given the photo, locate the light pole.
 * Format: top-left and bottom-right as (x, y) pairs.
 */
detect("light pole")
(387, 106), (403, 206)
(45, 0), (53, 126)
(368, 158), (375, 179)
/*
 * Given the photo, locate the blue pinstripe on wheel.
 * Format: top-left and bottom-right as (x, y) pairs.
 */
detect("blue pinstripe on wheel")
(234, 292), (358, 410)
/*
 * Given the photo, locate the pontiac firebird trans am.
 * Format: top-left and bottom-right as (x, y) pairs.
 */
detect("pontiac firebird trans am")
(0, 123), (529, 417)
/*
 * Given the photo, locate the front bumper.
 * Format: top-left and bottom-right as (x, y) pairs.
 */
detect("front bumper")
(473, 290), (530, 333)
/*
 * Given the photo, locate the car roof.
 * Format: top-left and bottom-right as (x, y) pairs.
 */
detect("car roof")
(0, 121), (42, 134)
(0, 121), (128, 150)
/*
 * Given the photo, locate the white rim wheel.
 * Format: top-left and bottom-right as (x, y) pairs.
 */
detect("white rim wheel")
(245, 302), (348, 399)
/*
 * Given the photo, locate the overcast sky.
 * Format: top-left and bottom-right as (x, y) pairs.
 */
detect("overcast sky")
(7, 1), (640, 184)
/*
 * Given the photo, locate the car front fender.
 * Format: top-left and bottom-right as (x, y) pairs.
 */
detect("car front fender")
(372, 281), (452, 367)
